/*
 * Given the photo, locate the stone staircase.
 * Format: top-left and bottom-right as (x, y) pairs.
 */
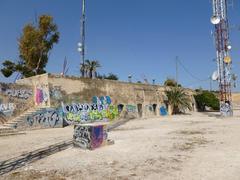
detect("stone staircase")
(0, 126), (25, 137)
(0, 107), (47, 137)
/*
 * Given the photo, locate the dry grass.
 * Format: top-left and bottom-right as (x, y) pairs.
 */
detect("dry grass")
(173, 129), (205, 135)
(173, 137), (210, 151)
(3, 170), (68, 180)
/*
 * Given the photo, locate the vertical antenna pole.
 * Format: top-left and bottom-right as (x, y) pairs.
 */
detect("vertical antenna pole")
(176, 56), (179, 86)
(80, 0), (86, 77)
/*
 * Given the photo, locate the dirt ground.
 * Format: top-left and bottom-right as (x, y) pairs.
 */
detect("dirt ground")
(1, 112), (240, 180)
(0, 126), (73, 161)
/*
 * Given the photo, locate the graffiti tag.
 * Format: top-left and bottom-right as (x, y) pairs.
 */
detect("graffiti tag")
(27, 110), (62, 128)
(4, 89), (33, 99)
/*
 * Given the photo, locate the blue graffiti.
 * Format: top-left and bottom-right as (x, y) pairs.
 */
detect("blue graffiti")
(92, 96), (111, 105)
(160, 106), (168, 116)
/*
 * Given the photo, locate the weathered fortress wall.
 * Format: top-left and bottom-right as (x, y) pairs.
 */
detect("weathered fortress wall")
(17, 74), (195, 117)
(47, 74), (167, 119)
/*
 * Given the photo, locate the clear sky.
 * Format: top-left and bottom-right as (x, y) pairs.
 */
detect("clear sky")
(0, 0), (240, 91)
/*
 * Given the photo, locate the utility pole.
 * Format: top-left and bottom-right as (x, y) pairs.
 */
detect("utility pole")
(78, 0), (86, 77)
(176, 56), (179, 85)
(209, 76), (212, 91)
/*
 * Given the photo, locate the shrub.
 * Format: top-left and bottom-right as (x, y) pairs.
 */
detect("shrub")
(194, 91), (219, 111)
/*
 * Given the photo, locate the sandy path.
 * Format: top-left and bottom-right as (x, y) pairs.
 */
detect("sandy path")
(1, 113), (240, 180)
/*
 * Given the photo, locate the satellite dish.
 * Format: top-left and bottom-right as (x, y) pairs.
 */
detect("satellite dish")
(212, 71), (219, 81)
(224, 56), (231, 64)
(78, 43), (82, 47)
(227, 45), (232, 50)
(211, 16), (221, 25)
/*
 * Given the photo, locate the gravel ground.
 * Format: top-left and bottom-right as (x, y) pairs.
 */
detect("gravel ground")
(1, 112), (240, 180)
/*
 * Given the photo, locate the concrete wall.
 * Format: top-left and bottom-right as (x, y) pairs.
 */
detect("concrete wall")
(15, 107), (64, 130)
(0, 83), (34, 124)
(17, 74), (50, 107)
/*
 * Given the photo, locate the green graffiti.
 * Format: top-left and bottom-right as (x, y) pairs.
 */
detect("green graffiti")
(89, 110), (103, 120)
(66, 113), (81, 122)
(106, 105), (119, 120)
(88, 105), (119, 121)
(64, 104), (119, 123)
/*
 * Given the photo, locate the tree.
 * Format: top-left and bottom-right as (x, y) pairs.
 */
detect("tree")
(80, 63), (87, 77)
(164, 78), (181, 87)
(84, 60), (101, 78)
(194, 90), (219, 111)
(1, 15), (59, 78)
(104, 73), (119, 80)
(97, 73), (119, 81)
(165, 87), (191, 114)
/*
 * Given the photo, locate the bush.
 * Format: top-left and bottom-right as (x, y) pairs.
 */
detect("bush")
(194, 91), (219, 111)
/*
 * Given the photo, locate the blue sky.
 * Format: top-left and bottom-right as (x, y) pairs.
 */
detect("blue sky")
(0, 0), (240, 91)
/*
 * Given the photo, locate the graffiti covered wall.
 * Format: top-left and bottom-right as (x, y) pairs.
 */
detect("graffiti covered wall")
(35, 83), (50, 106)
(160, 105), (168, 116)
(26, 108), (63, 128)
(73, 123), (108, 150)
(16, 74), (50, 107)
(16, 74), (197, 120)
(62, 96), (119, 124)
(0, 83), (34, 123)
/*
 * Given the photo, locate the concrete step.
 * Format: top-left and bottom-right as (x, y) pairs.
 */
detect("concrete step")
(12, 120), (24, 123)
(0, 128), (15, 132)
(0, 125), (24, 137)
(0, 130), (17, 134)
(0, 132), (26, 137)
(2, 124), (17, 128)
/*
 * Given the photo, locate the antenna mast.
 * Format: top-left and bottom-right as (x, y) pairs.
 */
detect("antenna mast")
(211, 0), (233, 116)
(79, 0), (86, 77)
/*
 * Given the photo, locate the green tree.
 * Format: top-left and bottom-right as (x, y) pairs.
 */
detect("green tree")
(84, 60), (101, 78)
(97, 73), (119, 80)
(194, 90), (219, 111)
(165, 87), (192, 114)
(1, 15), (59, 78)
(164, 78), (181, 87)
(80, 62), (87, 77)
(105, 73), (118, 80)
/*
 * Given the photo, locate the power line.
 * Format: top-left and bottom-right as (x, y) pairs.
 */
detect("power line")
(177, 58), (209, 82)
